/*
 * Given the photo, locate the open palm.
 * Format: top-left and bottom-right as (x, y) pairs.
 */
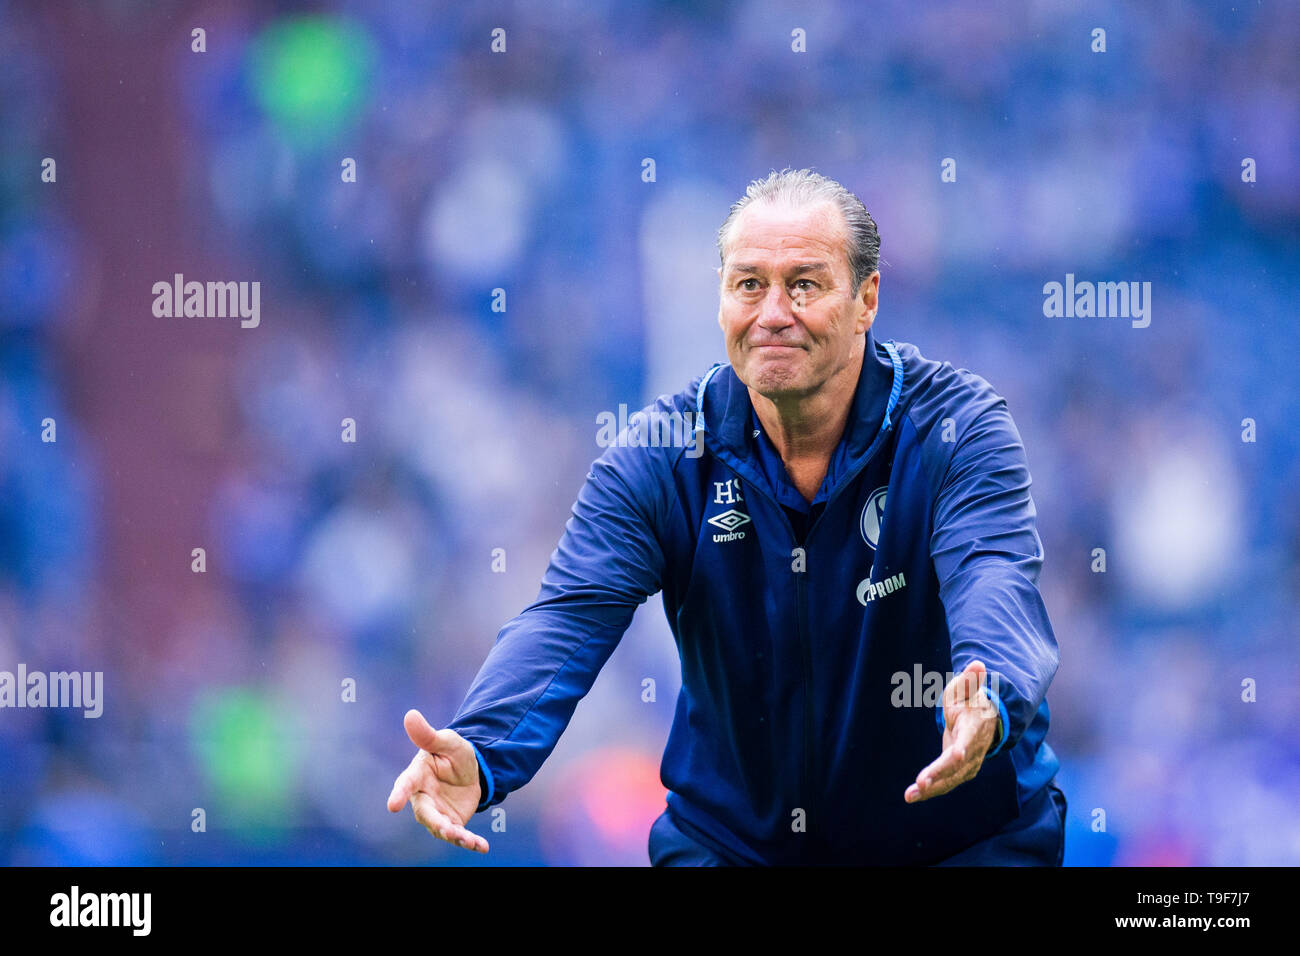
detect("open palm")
(387, 709), (489, 853)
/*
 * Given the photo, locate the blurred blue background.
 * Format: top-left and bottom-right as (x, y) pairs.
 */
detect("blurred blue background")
(1, 0), (1297, 865)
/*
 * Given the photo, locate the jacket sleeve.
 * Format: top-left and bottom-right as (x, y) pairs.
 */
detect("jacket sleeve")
(445, 433), (671, 812)
(929, 397), (1058, 758)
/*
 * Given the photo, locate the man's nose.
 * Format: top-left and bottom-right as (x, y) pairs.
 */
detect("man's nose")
(756, 283), (797, 328)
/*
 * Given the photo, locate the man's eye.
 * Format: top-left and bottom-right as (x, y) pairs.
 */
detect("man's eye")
(794, 279), (816, 290)
(739, 279), (759, 290)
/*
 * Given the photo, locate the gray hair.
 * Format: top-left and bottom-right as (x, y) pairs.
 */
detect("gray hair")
(716, 168), (881, 295)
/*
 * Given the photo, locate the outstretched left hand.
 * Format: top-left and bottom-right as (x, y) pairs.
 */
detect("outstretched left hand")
(904, 660), (1001, 804)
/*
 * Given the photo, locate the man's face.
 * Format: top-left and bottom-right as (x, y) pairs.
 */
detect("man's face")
(717, 200), (878, 400)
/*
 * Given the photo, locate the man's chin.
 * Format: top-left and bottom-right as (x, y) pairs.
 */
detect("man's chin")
(740, 365), (814, 400)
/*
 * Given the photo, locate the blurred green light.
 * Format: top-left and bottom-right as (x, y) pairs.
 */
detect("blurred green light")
(189, 686), (302, 832)
(248, 15), (374, 147)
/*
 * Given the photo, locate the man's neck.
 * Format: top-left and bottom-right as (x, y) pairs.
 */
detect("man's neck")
(748, 349), (864, 503)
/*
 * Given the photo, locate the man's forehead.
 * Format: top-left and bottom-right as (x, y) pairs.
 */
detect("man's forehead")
(723, 200), (849, 271)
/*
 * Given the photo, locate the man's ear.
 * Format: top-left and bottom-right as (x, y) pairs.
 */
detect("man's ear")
(857, 271), (880, 334)
(717, 267), (725, 330)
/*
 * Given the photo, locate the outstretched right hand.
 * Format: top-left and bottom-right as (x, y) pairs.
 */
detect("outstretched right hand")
(386, 709), (489, 853)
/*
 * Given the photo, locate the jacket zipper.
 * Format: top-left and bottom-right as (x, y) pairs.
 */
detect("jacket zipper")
(749, 416), (899, 859)
(718, 467), (818, 860)
(702, 344), (902, 861)
(804, 421), (898, 549)
(795, 551), (817, 859)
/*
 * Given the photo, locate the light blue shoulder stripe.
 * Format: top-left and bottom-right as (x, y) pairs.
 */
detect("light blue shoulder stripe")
(694, 362), (725, 432)
(881, 340), (904, 432)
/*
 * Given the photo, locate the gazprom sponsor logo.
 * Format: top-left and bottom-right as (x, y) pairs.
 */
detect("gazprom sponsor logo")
(856, 571), (906, 605)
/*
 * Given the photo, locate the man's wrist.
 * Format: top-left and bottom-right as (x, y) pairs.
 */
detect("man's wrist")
(932, 683), (1009, 756)
(981, 685), (1010, 757)
(467, 740), (496, 813)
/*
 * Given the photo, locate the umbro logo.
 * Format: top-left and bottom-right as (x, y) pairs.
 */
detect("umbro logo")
(708, 509), (750, 532)
(708, 508), (750, 543)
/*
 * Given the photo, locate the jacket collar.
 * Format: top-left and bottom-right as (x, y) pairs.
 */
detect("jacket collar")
(698, 326), (903, 479)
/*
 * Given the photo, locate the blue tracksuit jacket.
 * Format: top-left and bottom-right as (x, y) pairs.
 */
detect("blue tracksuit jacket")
(447, 328), (1061, 865)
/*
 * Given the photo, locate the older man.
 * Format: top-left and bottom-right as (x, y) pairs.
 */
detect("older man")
(388, 168), (1066, 865)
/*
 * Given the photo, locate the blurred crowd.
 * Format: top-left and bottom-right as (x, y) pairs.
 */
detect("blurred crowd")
(1, 0), (1297, 865)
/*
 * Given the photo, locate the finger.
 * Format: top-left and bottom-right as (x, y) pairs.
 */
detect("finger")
(410, 790), (453, 841)
(387, 748), (435, 811)
(906, 766), (969, 803)
(908, 742), (973, 799)
(910, 718), (994, 804)
(946, 712), (992, 771)
(953, 686), (1000, 758)
(948, 709), (983, 763)
(387, 781), (407, 813)
(923, 740), (967, 781)
(403, 708), (440, 752)
(387, 762), (422, 813)
(458, 825), (490, 853)
(404, 711), (466, 768)
(944, 660), (986, 710)
(906, 749), (974, 803)
(410, 792), (490, 853)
